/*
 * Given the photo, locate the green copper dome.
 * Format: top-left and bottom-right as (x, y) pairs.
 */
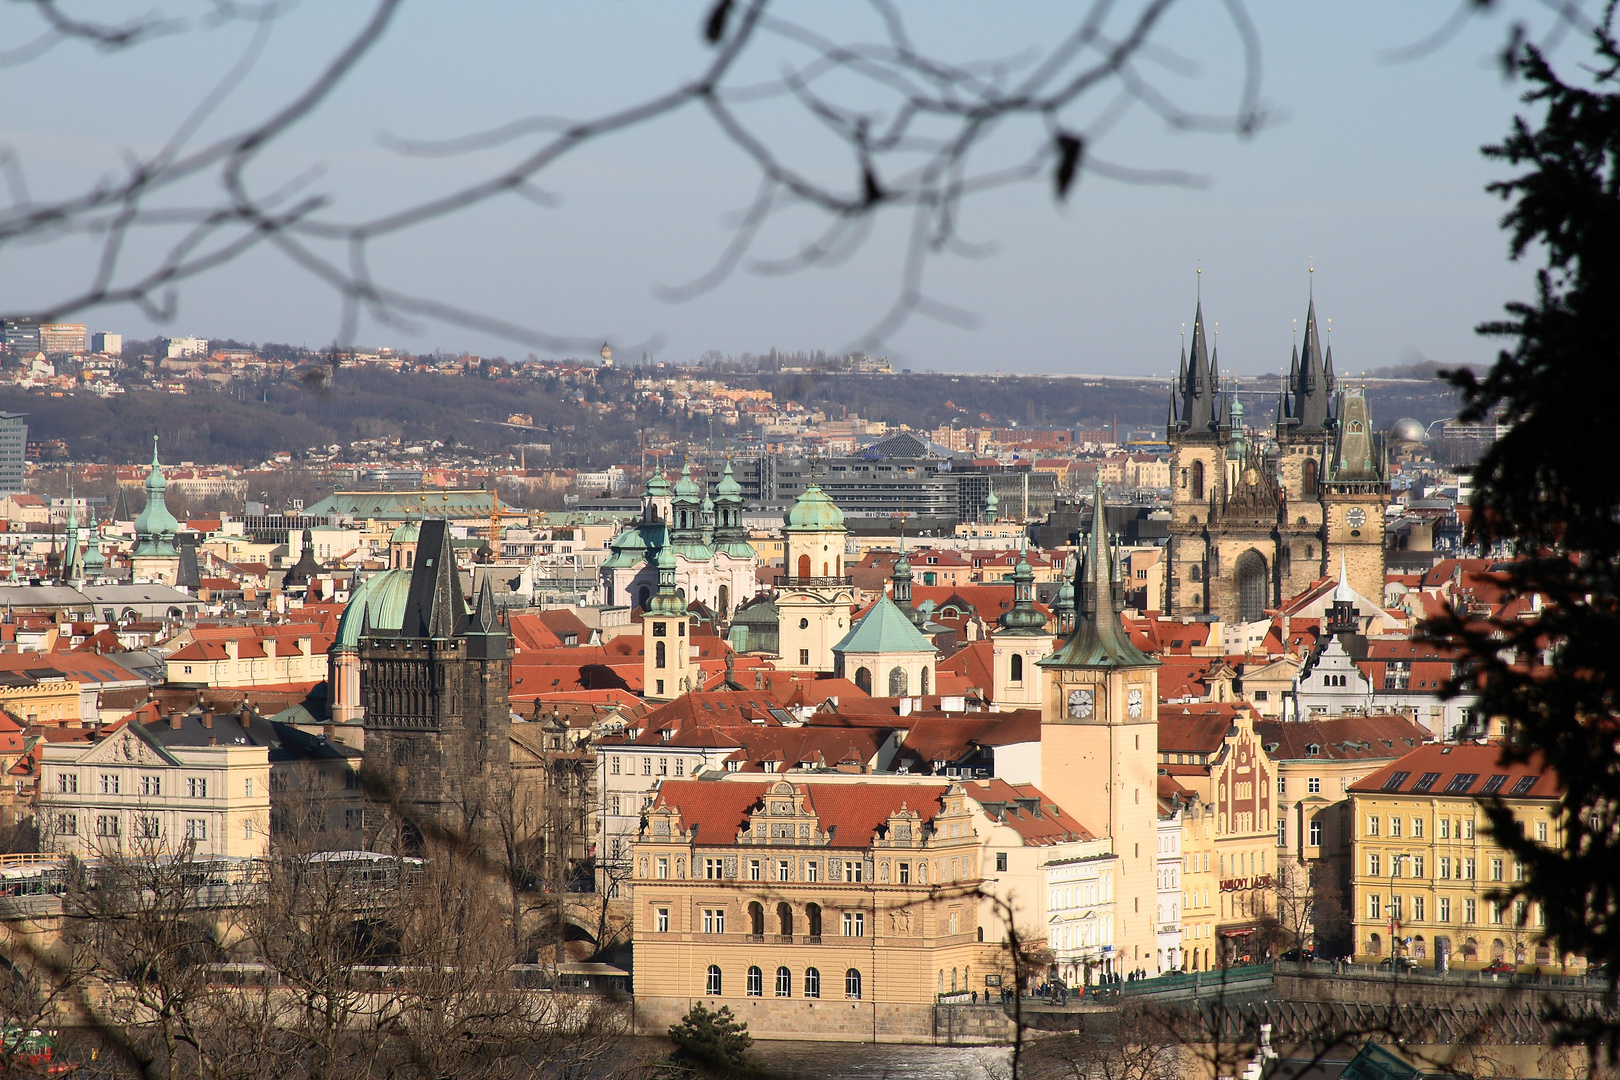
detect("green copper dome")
(673, 463), (701, 501)
(716, 459), (743, 499)
(131, 438), (179, 557)
(390, 520), (421, 545)
(335, 566), (414, 648)
(784, 483), (845, 532)
(645, 471), (672, 498)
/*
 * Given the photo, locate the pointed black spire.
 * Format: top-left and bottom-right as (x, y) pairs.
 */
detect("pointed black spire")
(1292, 299), (1332, 433)
(1179, 303), (1218, 432)
(403, 519), (466, 639)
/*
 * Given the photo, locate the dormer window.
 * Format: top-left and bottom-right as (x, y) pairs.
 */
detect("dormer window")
(1306, 744), (1320, 756)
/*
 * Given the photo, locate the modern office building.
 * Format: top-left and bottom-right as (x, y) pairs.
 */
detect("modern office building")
(39, 324), (86, 356)
(0, 413), (26, 495)
(1, 319), (40, 355)
(90, 332), (122, 355)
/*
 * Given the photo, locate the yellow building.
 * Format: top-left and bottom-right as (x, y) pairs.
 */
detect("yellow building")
(1161, 778), (1219, 971)
(1156, 702), (1278, 964)
(631, 776), (1090, 1041)
(0, 674), (81, 727)
(1348, 743), (1573, 972)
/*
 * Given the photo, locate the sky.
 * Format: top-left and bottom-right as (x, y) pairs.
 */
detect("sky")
(0, 1), (1593, 377)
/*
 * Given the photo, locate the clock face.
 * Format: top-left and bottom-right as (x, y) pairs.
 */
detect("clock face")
(1346, 507), (1367, 528)
(1067, 688), (1094, 719)
(1127, 689), (1143, 718)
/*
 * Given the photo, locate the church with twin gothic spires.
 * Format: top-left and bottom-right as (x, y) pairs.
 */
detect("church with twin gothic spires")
(1165, 297), (1390, 625)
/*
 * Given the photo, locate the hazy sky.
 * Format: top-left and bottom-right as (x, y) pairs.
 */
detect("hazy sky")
(0, 2), (1589, 376)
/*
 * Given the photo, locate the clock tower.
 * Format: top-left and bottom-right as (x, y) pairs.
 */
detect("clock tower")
(1038, 478), (1161, 972)
(1321, 387), (1389, 606)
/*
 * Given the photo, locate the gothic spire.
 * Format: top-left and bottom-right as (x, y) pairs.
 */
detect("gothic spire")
(1179, 303), (1218, 432)
(1291, 298), (1332, 433)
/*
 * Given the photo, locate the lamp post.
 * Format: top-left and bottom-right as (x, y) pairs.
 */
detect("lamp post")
(1388, 853), (1409, 981)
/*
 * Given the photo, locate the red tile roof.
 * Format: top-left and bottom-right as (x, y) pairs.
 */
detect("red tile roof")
(1349, 742), (1559, 799)
(1255, 714), (1428, 762)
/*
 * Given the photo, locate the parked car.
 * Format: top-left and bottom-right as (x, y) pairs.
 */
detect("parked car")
(1280, 948), (1317, 963)
(1378, 956), (1418, 972)
(1483, 961), (1516, 975)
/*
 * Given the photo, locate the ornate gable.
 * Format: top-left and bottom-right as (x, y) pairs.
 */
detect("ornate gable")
(742, 780), (827, 846)
(78, 727), (179, 768)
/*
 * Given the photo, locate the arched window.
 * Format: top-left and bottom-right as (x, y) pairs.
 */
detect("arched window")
(854, 667), (872, 694)
(718, 584), (729, 619)
(777, 902), (793, 937)
(804, 967), (821, 998)
(655, 641), (666, 669)
(845, 968), (862, 999)
(888, 667), (908, 696)
(706, 965), (722, 995)
(1492, 938), (1505, 962)
(748, 901), (764, 937)
(797, 554), (812, 578)
(806, 903), (822, 938)
(638, 585), (650, 609)
(1367, 933), (1382, 956)
(1009, 654), (1023, 683)
(776, 966), (792, 997)
(920, 667), (930, 696)
(747, 966), (763, 996)
(1190, 565), (1202, 583)
(1235, 549), (1268, 624)
(1191, 460), (1205, 501)
(1302, 458), (1318, 498)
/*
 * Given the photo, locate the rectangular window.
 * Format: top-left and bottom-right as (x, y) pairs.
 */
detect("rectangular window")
(1389, 895), (1403, 921)
(1491, 858), (1503, 882)
(642, 758), (652, 776)
(1368, 894), (1380, 920)
(136, 815), (160, 839)
(749, 859), (761, 881)
(776, 860), (790, 882)
(842, 911), (865, 937)
(1444, 773), (1480, 794)
(610, 795), (622, 816)
(1278, 820), (1287, 847)
(1464, 898), (1476, 924)
(187, 777), (208, 798)
(1278, 778), (1286, 795)
(140, 775), (161, 797)
(844, 860), (863, 883)
(1462, 857), (1475, 880)
(1412, 771), (1442, 793)
(1309, 820), (1323, 847)
(1438, 818), (1450, 839)
(1439, 856), (1451, 879)
(1307, 777), (1321, 794)
(806, 860), (818, 882)
(1537, 821), (1548, 843)
(96, 814), (119, 838)
(659, 758), (668, 776)
(1412, 896), (1425, 922)
(345, 808), (364, 830)
(1389, 817), (1402, 838)
(1367, 816), (1380, 837)
(55, 813), (76, 836)
(243, 819), (254, 839)
(799, 649), (810, 666)
(995, 852), (1008, 873)
(1412, 855), (1425, 878)
(611, 757), (621, 775)
(1490, 901), (1503, 925)
(1412, 817), (1424, 839)
(1438, 897), (1451, 922)
(898, 861), (910, 884)
(657, 908), (670, 933)
(185, 818), (208, 840)
(1368, 853), (1380, 877)
(705, 858), (723, 879)
(100, 773), (119, 795)
(703, 909), (725, 933)
(57, 773), (77, 794)
(657, 857), (669, 879)
(675, 759), (685, 777)
(1463, 820), (1475, 839)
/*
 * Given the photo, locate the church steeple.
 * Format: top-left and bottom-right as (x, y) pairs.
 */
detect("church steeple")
(999, 539), (1047, 635)
(1291, 298), (1333, 433)
(1178, 303), (1219, 433)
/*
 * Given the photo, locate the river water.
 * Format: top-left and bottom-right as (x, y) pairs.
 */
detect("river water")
(747, 1040), (1011, 1080)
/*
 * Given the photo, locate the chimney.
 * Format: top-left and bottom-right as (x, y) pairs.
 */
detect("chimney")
(200, 712), (213, 730)
(239, 706), (252, 729)
(168, 711), (182, 729)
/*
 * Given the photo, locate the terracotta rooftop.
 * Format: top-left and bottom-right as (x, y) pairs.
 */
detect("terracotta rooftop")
(1349, 742), (1559, 799)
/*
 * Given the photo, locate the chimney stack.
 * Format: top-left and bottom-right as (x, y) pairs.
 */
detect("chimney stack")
(168, 711), (182, 729)
(201, 712), (213, 730)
